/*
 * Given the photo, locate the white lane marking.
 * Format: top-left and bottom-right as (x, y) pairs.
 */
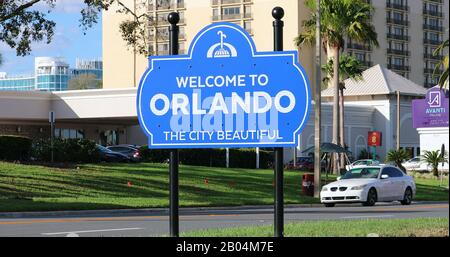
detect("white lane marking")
(340, 215), (394, 219)
(42, 227), (143, 236)
(66, 233), (80, 237)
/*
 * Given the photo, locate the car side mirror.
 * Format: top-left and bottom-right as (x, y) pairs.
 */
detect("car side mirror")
(337, 176), (341, 181)
(381, 174), (389, 179)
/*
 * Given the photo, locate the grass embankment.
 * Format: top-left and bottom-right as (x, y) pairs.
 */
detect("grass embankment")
(0, 161), (448, 212)
(182, 218), (449, 237)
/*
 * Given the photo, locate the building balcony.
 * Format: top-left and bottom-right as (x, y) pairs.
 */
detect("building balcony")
(154, 18), (185, 26)
(424, 81), (437, 88)
(423, 24), (444, 32)
(426, 0), (443, 3)
(346, 43), (372, 51)
(152, 32), (186, 41)
(212, 0), (243, 5)
(424, 38), (443, 45)
(387, 48), (410, 56)
(359, 60), (373, 67)
(212, 13), (252, 21)
(388, 64), (410, 71)
(386, 33), (409, 41)
(386, 2), (409, 11)
(156, 3), (173, 10)
(386, 18), (409, 26)
(423, 9), (443, 17)
(424, 68), (443, 74)
(424, 53), (444, 60)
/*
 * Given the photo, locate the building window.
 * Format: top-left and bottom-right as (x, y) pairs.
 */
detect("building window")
(222, 7), (240, 19)
(56, 129), (85, 139)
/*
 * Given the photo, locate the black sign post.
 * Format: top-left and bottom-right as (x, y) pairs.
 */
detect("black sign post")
(49, 111), (55, 163)
(168, 12), (180, 238)
(272, 7), (284, 238)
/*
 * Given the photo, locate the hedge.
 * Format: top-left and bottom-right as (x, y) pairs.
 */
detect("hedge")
(139, 147), (273, 169)
(32, 138), (100, 163)
(0, 135), (32, 161)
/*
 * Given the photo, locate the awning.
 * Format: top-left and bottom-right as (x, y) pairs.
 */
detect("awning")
(301, 142), (351, 154)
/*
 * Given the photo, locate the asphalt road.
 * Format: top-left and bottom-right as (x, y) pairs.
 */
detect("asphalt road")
(0, 202), (447, 237)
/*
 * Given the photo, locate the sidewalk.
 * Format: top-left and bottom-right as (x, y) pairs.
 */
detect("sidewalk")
(0, 201), (447, 219)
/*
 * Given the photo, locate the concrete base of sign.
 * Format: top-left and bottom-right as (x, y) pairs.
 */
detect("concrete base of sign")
(417, 127), (449, 170)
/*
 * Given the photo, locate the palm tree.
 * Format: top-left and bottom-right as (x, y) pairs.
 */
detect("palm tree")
(295, 0), (378, 173)
(423, 150), (448, 177)
(386, 149), (410, 173)
(322, 55), (364, 168)
(433, 39), (449, 89)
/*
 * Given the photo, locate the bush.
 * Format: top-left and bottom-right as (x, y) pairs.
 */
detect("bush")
(0, 135), (32, 161)
(139, 147), (273, 169)
(32, 138), (100, 163)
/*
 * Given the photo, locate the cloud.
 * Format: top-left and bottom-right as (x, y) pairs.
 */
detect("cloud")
(35, 0), (85, 14)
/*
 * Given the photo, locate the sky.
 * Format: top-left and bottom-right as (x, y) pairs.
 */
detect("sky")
(0, 0), (102, 75)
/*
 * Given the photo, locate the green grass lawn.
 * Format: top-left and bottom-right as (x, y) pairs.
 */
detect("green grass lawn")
(182, 217), (449, 237)
(0, 161), (448, 212)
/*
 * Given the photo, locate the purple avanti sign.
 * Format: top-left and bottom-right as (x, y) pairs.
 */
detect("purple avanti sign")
(412, 88), (449, 128)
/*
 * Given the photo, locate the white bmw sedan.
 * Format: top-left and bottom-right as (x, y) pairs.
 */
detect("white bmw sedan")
(320, 165), (416, 207)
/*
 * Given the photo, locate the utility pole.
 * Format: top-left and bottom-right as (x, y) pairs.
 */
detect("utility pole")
(313, 0), (322, 198)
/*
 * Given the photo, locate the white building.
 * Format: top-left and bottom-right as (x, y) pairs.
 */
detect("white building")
(294, 64), (427, 162)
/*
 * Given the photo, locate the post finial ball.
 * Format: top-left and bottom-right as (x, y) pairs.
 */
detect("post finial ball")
(168, 12), (180, 24)
(272, 7), (284, 20)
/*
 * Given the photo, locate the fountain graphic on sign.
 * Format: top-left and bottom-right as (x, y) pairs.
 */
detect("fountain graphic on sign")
(206, 31), (238, 58)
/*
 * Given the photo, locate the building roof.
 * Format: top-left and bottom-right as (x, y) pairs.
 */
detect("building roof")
(321, 64), (427, 97)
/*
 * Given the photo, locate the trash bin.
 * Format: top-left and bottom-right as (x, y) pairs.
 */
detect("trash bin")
(302, 173), (314, 196)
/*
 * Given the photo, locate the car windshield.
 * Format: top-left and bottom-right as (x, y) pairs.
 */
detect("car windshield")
(341, 167), (381, 179)
(97, 145), (113, 153)
(409, 157), (420, 162)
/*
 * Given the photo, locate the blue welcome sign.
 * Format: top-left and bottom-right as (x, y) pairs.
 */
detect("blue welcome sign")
(137, 22), (311, 149)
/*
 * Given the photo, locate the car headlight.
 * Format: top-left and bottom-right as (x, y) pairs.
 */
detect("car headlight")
(351, 185), (367, 190)
(321, 187), (328, 191)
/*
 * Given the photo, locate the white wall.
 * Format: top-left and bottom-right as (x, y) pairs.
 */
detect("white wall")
(417, 127), (449, 170)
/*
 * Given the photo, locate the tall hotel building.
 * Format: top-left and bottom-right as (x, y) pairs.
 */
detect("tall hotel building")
(102, 0), (449, 90)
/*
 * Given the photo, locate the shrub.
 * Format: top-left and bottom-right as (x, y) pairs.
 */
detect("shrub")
(32, 138), (100, 163)
(386, 149), (410, 173)
(139, 147), (273, 169)
(423, 150), (448, 177)
(0, 135), (32, 161)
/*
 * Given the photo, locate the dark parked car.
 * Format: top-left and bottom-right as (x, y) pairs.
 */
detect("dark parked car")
(286, 156), (314, 171)
(106, 145), (142, 162)
(96, 145), (131, 162)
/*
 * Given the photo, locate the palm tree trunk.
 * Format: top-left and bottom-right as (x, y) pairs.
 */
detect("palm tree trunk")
(331, 46), (340, 174)
(339, 86), (346, 168)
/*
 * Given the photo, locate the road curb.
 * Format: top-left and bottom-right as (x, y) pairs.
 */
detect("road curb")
(0, 201), (447, 219)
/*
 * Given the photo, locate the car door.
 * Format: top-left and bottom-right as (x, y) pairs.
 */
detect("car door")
(378, 168), (396, 201)
(390, 168), (407, 199)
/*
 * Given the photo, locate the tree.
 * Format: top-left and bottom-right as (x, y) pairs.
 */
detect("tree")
(68, 74), (102, 90)
(386, 149), (410, 173)
(295, 0), (378, 174)
(0, 0), (152, 57)
(1, 0), (57, 56)
(433, 39), (449, 89)
(423, 150), (448, 177)
(322, 54), (364, 168)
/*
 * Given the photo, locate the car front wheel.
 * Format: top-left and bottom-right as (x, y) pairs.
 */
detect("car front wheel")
(400, 188), (413, 205)
(362, 188), (377, 207)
